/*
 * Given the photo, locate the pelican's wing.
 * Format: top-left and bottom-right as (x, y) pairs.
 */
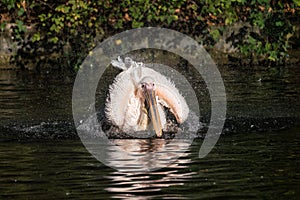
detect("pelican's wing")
(140, 67), (189, 124)
(105, 68), (142, 132)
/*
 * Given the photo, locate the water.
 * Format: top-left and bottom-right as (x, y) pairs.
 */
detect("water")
(0, 53), (299, 198)
(0, 128), (299, 199)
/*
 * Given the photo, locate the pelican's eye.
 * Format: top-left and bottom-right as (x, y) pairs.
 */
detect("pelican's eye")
(141, 83), (145, 89)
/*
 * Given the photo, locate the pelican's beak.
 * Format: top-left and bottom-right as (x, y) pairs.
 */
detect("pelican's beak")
(143, 84), (163, 137)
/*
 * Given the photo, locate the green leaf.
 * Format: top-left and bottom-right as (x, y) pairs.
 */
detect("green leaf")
(32, 33), (41, 42)
(0, 22), (7, 32)
(167, 16), (173, 24)
(17, 8), (25, 17)
(210, 29), (220, 40)
(132, 21), (144, 28)
(275, 21), (284, 26)
(16, 20), (26, 32)
(293, 0), (300, 6)
(50, 36), (59, 43)
(39, 14), (47, 22)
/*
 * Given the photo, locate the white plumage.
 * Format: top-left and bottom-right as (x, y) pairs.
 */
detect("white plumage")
(105, 57), (189, 137)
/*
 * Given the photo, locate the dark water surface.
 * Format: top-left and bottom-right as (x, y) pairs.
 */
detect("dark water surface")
(0, 128), (299, 199)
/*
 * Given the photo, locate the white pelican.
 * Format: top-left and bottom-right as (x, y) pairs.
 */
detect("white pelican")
(105, 57), (189, 137)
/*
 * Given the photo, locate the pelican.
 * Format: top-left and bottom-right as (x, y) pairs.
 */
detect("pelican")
(105, 57), (189, 137)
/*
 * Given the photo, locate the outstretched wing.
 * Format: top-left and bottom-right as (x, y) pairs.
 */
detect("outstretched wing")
(105, 68), (142, 131)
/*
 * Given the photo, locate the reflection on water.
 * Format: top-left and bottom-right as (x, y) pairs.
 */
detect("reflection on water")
(77, 113), (194, 172)
(0, 128), (299, 199)
(105, 139), (192, 172)
(104, 153), (195, 195)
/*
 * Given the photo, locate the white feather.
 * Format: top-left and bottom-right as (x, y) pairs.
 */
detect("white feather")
(105, 57), (189, 133)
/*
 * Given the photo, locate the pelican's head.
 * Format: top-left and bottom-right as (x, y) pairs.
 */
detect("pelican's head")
(139, 77), (163, 137)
